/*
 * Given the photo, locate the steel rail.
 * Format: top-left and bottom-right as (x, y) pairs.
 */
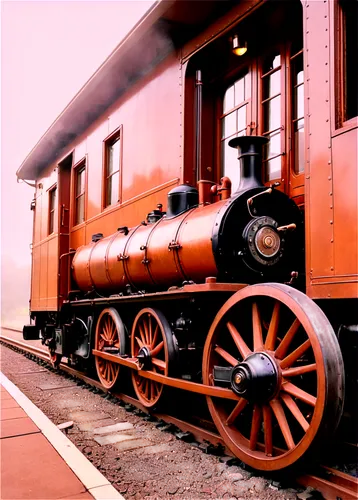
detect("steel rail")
(1, 333), (357, 500)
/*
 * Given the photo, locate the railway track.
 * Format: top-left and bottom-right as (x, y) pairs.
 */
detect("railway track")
(1, 331), (357, 500)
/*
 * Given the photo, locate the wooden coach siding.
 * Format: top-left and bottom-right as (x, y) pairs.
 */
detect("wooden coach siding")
(30, 54), (183, 312)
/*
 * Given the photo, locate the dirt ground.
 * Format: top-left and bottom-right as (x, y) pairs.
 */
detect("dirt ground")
(1, 343), (311, 499)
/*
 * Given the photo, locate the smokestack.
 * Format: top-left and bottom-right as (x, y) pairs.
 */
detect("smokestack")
(228, 136), (269, 192)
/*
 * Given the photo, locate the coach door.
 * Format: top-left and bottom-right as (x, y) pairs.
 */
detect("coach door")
(57, 153), (73, 309)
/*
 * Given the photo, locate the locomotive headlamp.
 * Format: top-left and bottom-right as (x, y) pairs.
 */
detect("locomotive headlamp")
(232, 35), (247, 56)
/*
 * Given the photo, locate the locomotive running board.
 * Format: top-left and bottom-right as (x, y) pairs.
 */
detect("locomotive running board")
(92, 349), (239, 401)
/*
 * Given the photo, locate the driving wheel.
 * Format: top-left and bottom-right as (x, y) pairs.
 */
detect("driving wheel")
(94, 308), (126, 389)
(202, 283), (344, 471)
(131, 308), (176, 408)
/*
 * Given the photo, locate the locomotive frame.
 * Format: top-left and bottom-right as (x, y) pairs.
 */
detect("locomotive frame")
(17, 0), (357, 472)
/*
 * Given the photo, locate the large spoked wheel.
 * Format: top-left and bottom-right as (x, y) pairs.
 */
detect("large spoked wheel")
(202, 283), (344, 471)
(131, 308), (176, 408)
(94, 308), (126, 389)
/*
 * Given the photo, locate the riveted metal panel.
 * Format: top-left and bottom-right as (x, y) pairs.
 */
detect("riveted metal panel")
(304, 0), (334, 290)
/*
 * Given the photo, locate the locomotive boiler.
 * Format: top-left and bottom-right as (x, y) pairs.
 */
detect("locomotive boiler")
(72, 137), (302, 295)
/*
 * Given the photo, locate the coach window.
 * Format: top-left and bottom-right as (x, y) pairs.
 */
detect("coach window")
(48, 185), (57, 235)
(338, 0), (358, 123)
(103, 129), (121, 208)
(221, 71), (251, 191)
(74, 161), (86, 226)
(260, 51), (284, 182)
(291, 47), (305, 175)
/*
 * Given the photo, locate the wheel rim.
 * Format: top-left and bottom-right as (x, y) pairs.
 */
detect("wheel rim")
(94, 308), (125, 389)
(131, 308), (171, 408)
(202, 283), (344, 471)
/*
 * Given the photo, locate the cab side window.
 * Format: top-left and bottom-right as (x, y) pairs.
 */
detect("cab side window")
(74, 161), (86, 226)
(221, 72), (251, 191)
(103, 129), (121, 208)
(339, 0), (358, 123)
(48, 186), (57, 235)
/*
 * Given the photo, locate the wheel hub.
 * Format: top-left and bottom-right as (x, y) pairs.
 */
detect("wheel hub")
(137, 346), (152, 369)
(231, 352), (278, 402)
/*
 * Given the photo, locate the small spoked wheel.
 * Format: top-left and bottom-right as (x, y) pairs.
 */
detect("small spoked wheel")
(131, 308), (176, 408)
(94, 308), (126, 389)
(202, 283), (344, 471)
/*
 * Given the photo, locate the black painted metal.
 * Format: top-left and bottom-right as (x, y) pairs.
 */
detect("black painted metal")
(166, 185), (199, 218)
(137, 346), (152, 369)
(230, 352), (278, 402)
(228, 136), (269, 192)
(22, 324), (40, 340)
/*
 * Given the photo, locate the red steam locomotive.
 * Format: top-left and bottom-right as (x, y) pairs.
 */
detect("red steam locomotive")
(18, 0), (357, 472)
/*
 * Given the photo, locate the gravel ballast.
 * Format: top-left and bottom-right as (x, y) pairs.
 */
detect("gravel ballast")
(1, 343), (304, 499)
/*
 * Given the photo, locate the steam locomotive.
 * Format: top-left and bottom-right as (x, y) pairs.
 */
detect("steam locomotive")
(19, 0), (356, 472)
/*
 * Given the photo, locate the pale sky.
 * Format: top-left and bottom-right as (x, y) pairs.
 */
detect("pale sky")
(1, 0), (153, 327)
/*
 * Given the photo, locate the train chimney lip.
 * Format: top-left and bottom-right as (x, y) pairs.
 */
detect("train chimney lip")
(229, 136), (269, 192)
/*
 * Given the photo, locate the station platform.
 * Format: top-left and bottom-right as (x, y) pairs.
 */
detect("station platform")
(0, 372), (124, 500)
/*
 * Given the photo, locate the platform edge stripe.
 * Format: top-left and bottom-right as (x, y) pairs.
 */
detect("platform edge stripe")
(0, 372), (124, 500)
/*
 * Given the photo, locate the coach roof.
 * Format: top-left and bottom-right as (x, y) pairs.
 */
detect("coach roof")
(16, 0), (236, 181)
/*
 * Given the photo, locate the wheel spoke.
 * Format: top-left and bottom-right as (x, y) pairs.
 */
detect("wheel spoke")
(143, 379), (149, 399)
(151, 325), (159, 349)
(138, 324), (146, 344)
(151, 381), (157, 397)
(152, 358), (166, 371)
(109, 321), (116, 341)
(252, 302), (264, 351)
(283, 363), (316, 377)
(214, 345), (238, 367)
(143, 319), (150, 344)
(135, 336), (144, 349)
(265, 302), (280, 350)
(226, 398), (248, 425)
(148, 315), (152, 344)
(150, 341), (164, 358)
(107, 319), (113, 340)
(249, 405), (262, 450)
(282, 381), (316, 407)
(270, 399), (295, 450)
(281, 393), (310, 431)
(106, 318), (111, 338)
(102, 324), (109, 340)
(263, 405), (273, 456)
(275, 318), (300, 359)
(227, 322), (252, 360)
(280, 339), (311, 369)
